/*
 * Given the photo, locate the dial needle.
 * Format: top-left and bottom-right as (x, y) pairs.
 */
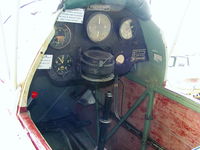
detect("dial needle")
(61, 55), (64, 64)
(58, 56), (64, 64)
(58, 57), (62, 63)
(98, 16), (101, 24)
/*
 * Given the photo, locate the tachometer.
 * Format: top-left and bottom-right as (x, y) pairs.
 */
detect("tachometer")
(119, 19), (135, 40)
(50, 25), (72, 49)
(86, 13), (112, 42)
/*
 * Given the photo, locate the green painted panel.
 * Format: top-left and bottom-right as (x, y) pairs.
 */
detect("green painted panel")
(63, 0), (151, 20)
(63, 0), (101, 9)
(128, 20), (167, 86)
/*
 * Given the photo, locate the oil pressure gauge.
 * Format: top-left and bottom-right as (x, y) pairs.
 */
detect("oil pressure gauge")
(86, 13), (112, 42)
(119, 19), (136, 40)
(50, 24), (72, 49)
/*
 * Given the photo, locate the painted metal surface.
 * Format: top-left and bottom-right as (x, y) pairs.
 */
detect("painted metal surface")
(108, 77), (200, 150)
(151, 93), (200, 149)
(126, 19), (167, 87)
(130, 75), (200, 113)
(64, 0), (151, 20)
(141, 89), (154, 150)
(106, 89), (149, 141)
(17, 108), (52, 150)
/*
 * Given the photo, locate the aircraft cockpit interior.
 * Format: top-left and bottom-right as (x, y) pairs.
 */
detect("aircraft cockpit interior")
(26, 2), (165, 150)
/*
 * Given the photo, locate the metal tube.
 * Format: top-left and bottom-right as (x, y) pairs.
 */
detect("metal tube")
(113, 76), (120, 119)
(82, 128), (96, 145)
(98, 121), (109, 150)
(102, 92), (112, 120)
(94, 90), (100, 144)
(59, 129), (73, 150)
(68, 134), (85, 150)
(141, 90), (154, 150)
(111, 114), (166, 150)
(105, 89), (148, 141)
(98, 92), (112, 150)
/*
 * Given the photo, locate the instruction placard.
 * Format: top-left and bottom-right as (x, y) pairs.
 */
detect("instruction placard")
(57, 8), (85, 24)
(131, 49), (147, 62)
(38, 55), (53, 69)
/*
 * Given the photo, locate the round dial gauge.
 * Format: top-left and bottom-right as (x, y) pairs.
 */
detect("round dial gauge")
(119, 19), (135, 40)
(50, 25), (71, 49)
(86, 13), (112, 42)
(53, 54), (73, 77)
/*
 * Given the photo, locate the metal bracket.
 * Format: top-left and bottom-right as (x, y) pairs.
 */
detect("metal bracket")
(145, 114), (153, 120)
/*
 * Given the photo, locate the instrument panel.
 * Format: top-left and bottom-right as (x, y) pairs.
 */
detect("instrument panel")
(42, 5), (148, 86)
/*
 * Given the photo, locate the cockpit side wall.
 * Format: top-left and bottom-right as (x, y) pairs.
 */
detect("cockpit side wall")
(127, 20), (167, 86)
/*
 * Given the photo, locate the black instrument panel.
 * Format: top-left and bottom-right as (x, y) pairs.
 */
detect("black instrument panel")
(45, 5), (148, 86)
